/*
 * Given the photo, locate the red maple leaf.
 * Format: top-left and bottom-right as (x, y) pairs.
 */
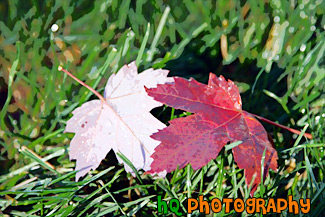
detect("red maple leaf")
(146, 73), (278, 195)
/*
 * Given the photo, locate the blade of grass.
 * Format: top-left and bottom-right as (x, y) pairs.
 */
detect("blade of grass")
(246, 173), (257, 198)
(116, 152), (143, 184)
(0, 41), (20, 129)
(19, 146), (59, 175)
(215, 156), (224, 199)
(259, 148), (267, 197)
(263, 89), (290, 114)
(229, 176), (245, 198)
(186, 164), (192, 217)
(0, 148), (65, 183)
(304, 147), (319, 192)
(147, 6), (170, 62)
(99, 174), (126, 215)
(289, 124), (310, 156)
(225, 141), (242, 151)
(77, 174), (123, 217)
(113, 184), (154, 194)
(136, 23), (150, 66)
(126, 198), (150, 216)
(251, 67), (265, 93)
(281, 143), (324, 153)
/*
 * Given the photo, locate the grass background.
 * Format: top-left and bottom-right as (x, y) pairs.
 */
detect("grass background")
(0, 0), (324, 216)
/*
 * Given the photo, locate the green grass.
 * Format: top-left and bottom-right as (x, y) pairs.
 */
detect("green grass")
(0, 0), (324, 216)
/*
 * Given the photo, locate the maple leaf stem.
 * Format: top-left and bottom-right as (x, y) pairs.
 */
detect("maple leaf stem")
(58, 66), (106, 102)
(250, 113), (313, 139)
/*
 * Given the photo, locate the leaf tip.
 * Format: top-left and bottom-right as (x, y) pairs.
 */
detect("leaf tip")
(143, 171), (151, 175)
(144, 85), (150, 93)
